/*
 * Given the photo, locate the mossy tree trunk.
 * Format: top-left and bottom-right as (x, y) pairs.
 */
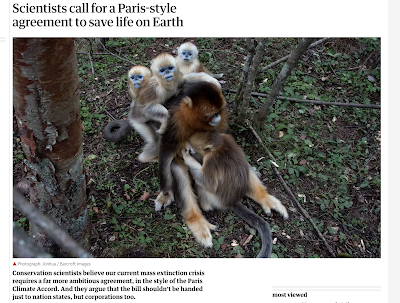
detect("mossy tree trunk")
(13, 38), (89, 257)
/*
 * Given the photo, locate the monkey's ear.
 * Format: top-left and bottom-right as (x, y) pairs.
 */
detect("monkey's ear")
(182, 96), (193, 108)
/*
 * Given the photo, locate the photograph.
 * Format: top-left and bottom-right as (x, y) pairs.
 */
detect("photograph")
(12, 37), (381, 259)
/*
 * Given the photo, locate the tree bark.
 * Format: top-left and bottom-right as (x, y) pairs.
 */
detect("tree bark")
(256, 38), (314, 126)
(234, 38), (256, 109)
(238, 38), (268, 123)
(13, 38), (89, 256)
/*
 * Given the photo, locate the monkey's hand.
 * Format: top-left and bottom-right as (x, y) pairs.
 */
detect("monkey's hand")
(156, 120), (168, 134)
(154, 190), (174, 212)
(185, 142), (196, 156)
(181, 148), (202, 170)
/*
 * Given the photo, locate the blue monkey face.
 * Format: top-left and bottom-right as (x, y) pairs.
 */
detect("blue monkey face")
(130, 74), (144, 89)
(159, 66), (175, 82)
(181, 51), (193, 62)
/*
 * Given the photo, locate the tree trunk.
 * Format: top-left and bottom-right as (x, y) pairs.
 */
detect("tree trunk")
(238, 38), (268, 123)
(13, 38), (89, 257)
(234, 38), (256, 109)
(256, 38), (314, 126)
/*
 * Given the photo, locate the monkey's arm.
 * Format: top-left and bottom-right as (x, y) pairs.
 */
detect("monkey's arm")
(181, 149), (211, 189)
(155, 141), (177, 211)
(141, 103), (169, 134)
(231, 203), (273, 258)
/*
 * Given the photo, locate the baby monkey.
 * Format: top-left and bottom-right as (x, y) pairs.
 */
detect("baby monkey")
(182, 130), (288, 258)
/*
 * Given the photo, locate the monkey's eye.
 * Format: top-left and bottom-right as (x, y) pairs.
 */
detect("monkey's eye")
(207, 113), (219, 119)
(130, 75), (135, 80)
(187, 52), (192, 56)
(204, 145), (212, 152)
(168, 66), (175, 71)
(137, 75), (143, 80)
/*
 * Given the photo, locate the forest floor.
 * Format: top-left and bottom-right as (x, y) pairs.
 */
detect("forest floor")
(13, 38), (381, 258)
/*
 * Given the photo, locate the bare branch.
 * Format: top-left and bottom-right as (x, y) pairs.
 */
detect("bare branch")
(96, 38), (136, 66)
(248, 125), (337, 257)
(226, 89), (380, 109)
(261, 38), (331, 72)
(13, 223), (53, 258)
(234, 38), (256, 109)
(238, 38), (268, 123)
(13, 189), (93, 258)
(257, 38), (315, 123)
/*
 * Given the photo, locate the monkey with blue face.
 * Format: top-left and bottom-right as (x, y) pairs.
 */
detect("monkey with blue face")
(103, 53), (222, 162)
(177, 42), (223, 79)
(127, 65), (152, 108)
(103, 65), (152, 143)
(124, 54), (182, 162)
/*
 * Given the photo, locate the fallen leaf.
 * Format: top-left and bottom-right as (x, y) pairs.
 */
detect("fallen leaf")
(300, 159), (307, 165)
(231, 240), (239, 247)
(93, 207), (98, 213)
(242, 234), (253, 246)
(298, 194), (306, 203)
(279, 131), (284, 138)
(270, 161), (279, 168)
(139, 192), (150, 201)
(300, 134), (307, 140)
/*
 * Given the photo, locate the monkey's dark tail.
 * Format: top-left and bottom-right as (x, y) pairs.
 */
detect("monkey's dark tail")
(103, 120), (131, 142)
(231, 203), (273, 258)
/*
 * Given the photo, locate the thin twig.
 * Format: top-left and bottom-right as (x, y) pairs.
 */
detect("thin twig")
(88, 52), (95, 76)
(96, 38), (136, 66)
(248, 125), (337, 258)
(105, 110), (117, 121)
(226, 89), (380, 109)
(76, 52), (113, 56)
(261, 38), (331, 72)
